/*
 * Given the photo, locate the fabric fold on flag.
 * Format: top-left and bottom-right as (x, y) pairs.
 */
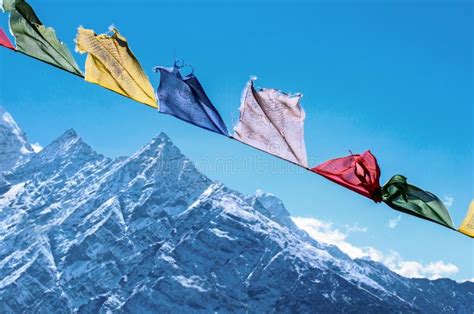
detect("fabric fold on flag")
(311, 150), (382, 201)
(1, 0), (82, 76)
(75, 27), (157, 109)
(154, 64), (228, 136)
(233, 77), (308, 167)
(458, 201), (474, 237)
(0, 27), (15, 50)
(381, 175), (454, 229)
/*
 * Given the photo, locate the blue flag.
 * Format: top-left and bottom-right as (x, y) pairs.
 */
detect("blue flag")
(154, 64), (229, 136)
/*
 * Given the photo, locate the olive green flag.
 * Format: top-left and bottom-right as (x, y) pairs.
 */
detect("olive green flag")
(1, 0), (82, 76)
(381, 175), (455, 229)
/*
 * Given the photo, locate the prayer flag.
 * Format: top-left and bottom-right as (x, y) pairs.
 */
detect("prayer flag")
(155, 64), (228, 135)
(233, 77), (308, 167)
(0, 27), (15, 50)
(458, 201), (474, 237)
(75, 27), (157, 109)
(311, 151), (381, 201)
(2, 0), (82, 75)
(381, 175), (454, 229)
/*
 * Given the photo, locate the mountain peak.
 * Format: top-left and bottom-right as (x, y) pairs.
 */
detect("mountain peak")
(252, 189), (286, 214)
(0, 106), (34, 172)
(250, 189), (299, 231)
(19, 128), (99, 169)
(8, 128), (107, 185)
(145, 132), (173, 150)
(156, 131), (171, 142)
(44, 129), (82, 152)
(130, 132), (183, 163)
(254, 189), (273, 198)
(61, 128), (79, 139)
(0, 107), (25, 133)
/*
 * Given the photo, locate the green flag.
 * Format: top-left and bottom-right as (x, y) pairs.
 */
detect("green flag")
(1, 0), (82, 76)
(381, 175), (454, 229)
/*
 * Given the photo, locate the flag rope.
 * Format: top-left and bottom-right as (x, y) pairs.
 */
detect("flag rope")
(0, 3), (471, 238)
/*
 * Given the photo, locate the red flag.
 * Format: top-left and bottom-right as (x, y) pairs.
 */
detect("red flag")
(311, 150), (382, 201)
(0, 28), (15, 50)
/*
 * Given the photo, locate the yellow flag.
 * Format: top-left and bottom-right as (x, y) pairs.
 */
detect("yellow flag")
(459, 201), (474, 237)
(75, 27), (157, 109)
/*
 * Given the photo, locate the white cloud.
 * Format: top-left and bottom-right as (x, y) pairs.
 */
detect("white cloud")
(31, 143), (43, 153)
(443, 195), (454, 208)
(292, 216), (459, 280)
(383, 252), (458, 279)
(387, 215), (401, 229)
(292, 217), (381, 262)
(345, 224), (367, 233)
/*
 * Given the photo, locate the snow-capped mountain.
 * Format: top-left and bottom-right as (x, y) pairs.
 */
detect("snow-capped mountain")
(0, 106), (34, 173)
(0, 109), (473, 313)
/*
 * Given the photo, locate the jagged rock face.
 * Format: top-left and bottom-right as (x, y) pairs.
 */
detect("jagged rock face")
(0, 108), (473, 313)
(0, 107), (34, 173)
(248, 189), (301, 233)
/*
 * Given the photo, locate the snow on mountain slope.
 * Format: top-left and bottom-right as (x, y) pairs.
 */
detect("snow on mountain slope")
(0, 106), (34, 173)
(247, 189), (302, 234)
(0, 108), (473, 313)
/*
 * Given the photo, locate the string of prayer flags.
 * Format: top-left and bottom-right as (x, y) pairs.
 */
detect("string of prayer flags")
(154, 64), (229, 136)
(381, 175), (455, 229)
(458, 201), (474, 237)
(75, 27), (157, 108)
(311, 151), (382, 201)
(0, 27), (15, 50)
(1, 0), (82, 76)
(0, 7), (468, 237)
(233, 77), (308, 167)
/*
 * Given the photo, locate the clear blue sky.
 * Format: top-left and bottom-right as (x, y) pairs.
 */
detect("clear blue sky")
(0, 0), (472, 280)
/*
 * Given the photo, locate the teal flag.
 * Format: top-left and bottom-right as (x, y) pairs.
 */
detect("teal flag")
(381, 175), (454, 229)
(2, 0), (82, 76)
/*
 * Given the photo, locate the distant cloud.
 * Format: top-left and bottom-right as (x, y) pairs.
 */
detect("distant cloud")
(291, 217), (383, 263)
(292, 216), (459, 280)
(31, 143), (43, 153)
(387, 215), (401, 229)
(443, 195), (454, 208)
(419, 262), (459, 279)
(345, 224), (367, 233)
(386, 254), (458, 279)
